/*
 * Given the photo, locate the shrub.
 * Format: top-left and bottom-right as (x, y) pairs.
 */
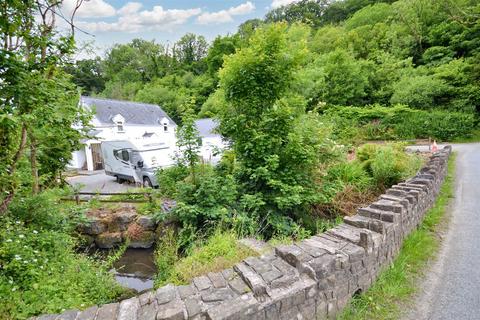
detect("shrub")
(323, 104), (477, 142)
(0, 194), (124, 319)
(357, 143), (423, 188)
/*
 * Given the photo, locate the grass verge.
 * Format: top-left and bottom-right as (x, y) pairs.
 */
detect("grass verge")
(338, 152), (456, 320)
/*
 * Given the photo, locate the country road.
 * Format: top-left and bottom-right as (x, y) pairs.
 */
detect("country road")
(406, 143), (480, 320)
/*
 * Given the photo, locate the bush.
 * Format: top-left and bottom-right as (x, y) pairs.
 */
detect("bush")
(0, 193), (124, 319)
(357, 143), (423, 188)
(324, 104), (477, 142)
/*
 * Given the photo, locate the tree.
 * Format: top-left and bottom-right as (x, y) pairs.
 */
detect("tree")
(175, 101), (202, 183)
(65, 57), (106, 95)
(218, 23), (339, 228)
(0, 0), (89, 211)
(174, 33), (208, 74)
(265, 0), (330, 28)
(206, 35), (238, 76)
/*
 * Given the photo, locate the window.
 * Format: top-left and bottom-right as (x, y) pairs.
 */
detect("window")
(117, 122), (124, 132)
(113, 149), (130, 162)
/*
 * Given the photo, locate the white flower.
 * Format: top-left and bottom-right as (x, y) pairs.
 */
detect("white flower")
(14, 255), (21, 260)
(33, 230), (38, 234)
(8, 280), (13, 284)
(15, 221), (20, 224)
(11, 287), (16, 292)
(39, 266), (44, 269)
(6, 239), (12, 242)
(33, 259), (37, 263)
(18, 234), (25, 239)
(34, 250), (38, 254)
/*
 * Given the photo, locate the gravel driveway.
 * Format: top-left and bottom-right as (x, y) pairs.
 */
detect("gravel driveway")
(406, 143), (480, 319)
(66, 171), (138, 193)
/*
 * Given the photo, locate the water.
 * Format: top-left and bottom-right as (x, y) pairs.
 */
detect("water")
(111, 248), (157, 292)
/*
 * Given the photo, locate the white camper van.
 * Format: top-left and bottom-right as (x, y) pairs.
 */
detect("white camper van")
(101, 140), (174, 187)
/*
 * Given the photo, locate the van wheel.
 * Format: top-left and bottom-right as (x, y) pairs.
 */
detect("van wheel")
(116, 176), (123, 184)
(143, 177), (153, 188)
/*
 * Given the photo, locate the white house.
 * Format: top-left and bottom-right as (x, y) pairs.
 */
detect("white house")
(70, 96), (177, 172)
(194, 118), (226, 164)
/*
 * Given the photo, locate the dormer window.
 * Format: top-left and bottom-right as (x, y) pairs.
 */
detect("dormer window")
(160, 117), (169, 133)
(117, 122), (124, 133)
(112, 114), (125, 133)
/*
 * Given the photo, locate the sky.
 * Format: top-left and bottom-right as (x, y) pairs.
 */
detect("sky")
(61, 0), (301, 58)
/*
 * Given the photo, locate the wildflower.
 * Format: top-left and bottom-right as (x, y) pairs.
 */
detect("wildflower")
(15, 221), (20, 224)
(11, 287), (16, 292)
(6, 239), (12, 242)
(8, 280), (13, 284)
(14, 255), (21, 260)
(33, 230), (38, 234)
(18, 234), (25, 239)
(33, 259), (37, 263)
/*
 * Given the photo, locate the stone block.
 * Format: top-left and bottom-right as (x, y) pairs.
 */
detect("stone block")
(228, 276), (251, 295)
(234, 262), (267, 298)
(137, 302), (158, 320)
(95, 232), (122, 249)
(205, 293), (259, 320)
(136, 215), (156, 230)
(56, 310), (79, 320)
(184, 297), (202, 318)
(118, 297), (140, 320)
(76, 306), (98, 320)
(208, 272), (227, 288)
(193, 276), (213, 292)
(201, 288), (235, 303)
(156, 300), (185, 320)
(178, 284), (196, 299)
(96, 303), (119, 320)
(155, 284), (177, 305)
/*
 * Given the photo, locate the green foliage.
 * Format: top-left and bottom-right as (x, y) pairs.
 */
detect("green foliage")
(156, 231), (256, 286)
(324, 105), (477, 142)
(218, 24), (342, 228)
(175, 103), (202, 181)
(0, 193), (124, 319)
(154, 228), (180, 286)
(357, 143), (423, 188)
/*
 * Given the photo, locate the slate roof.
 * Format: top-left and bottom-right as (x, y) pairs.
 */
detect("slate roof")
(81, 96), (176, 126)
(194, 118), (220, 138)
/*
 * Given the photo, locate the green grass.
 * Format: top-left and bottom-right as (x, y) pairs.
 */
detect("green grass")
(155, 230), (257, 287)
(338, 152), (456, 320)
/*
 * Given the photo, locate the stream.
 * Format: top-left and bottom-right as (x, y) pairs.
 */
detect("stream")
(110, 248), (157, 292)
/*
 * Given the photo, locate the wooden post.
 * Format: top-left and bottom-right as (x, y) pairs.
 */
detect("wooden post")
(75, 193), (80, 205)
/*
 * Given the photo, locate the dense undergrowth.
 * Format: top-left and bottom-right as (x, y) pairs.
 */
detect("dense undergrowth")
(0, 191), (126, 319)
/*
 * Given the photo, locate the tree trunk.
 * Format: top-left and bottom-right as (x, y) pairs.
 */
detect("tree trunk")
(0, 124), (28, 214)
(29, 133), (40, 194)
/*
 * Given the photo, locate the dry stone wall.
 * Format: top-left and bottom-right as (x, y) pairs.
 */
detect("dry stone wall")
(35, 146), (452, 320)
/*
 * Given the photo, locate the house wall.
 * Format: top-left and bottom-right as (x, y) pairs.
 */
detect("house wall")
(69, 123), (177, 171)
(199, 136), (225, 164)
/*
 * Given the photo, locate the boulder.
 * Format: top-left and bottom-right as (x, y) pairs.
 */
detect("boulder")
(95, 232), (123, 249)
(81, 218), (106, 235)
(128, 231), (155, 248)
(113, 212), (137, 231)
(136, 215), (156, 231)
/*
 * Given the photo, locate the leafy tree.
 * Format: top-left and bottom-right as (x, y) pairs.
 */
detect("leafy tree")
(218, 23), (340, 232)
(0, 0), (89, 211)
(175, 102), (202, 183)
(174, 33), (209, 74)
(265, 0), (330, 28)
(65, 57), (105, 95)
(206, 35), (238, 76)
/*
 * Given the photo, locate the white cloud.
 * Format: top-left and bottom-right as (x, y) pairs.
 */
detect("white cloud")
(78, 5), (202, 33)
(271, 0), (301, 9)
(197, 1), (255, 25)
(62, 0), (116, 18)
(117, 2), (142, 16)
